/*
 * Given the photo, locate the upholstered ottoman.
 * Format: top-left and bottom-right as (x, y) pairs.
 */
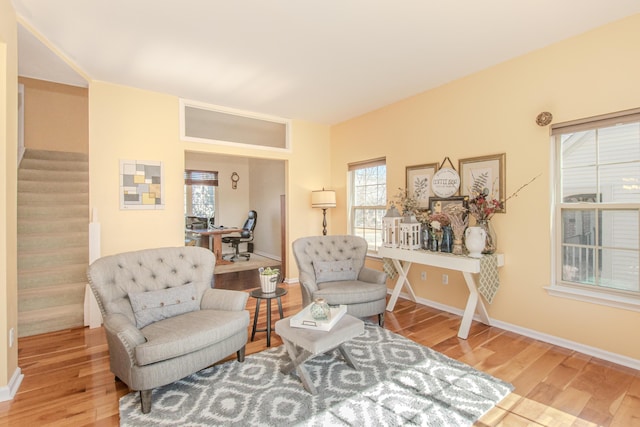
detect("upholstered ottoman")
(275, 314), (364, 394)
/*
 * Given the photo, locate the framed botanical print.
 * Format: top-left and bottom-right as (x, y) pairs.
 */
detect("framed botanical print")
(428, 196), (469, 214)
(405, 163), (438, 210)
(459, 153), (506, 212)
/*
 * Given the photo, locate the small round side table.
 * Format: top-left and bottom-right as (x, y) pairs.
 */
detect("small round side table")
(249, 287), (287, 347)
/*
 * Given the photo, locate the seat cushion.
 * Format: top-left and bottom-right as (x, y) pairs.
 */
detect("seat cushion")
(315, 281), (388, 305)
(135, 309), (249, 366)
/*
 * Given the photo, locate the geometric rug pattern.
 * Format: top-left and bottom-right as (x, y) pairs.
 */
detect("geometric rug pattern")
(120, 324), (513, 426)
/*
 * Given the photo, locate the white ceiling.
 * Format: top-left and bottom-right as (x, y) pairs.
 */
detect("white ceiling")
(12, 1), (640, 125)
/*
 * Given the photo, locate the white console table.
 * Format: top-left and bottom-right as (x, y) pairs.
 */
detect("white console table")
(379, 246), (504, 339)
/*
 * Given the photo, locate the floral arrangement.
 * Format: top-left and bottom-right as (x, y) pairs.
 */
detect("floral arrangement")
(393, 188), (420, 217)
(468, 191), (503, 221)
(426, 212), (450, 231)
(468, 174), (540, 222)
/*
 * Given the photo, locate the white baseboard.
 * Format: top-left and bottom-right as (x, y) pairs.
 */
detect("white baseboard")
(253, 250), (281, 261)
(0, 368), (24, 402)
(392, 290), (640, 371)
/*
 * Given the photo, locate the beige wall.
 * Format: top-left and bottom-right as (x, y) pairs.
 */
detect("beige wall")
(0, 0), (18, 392)
(89, 81), (331, 280)
(331, 14), (640, 360)
(19, 77), (88, 154)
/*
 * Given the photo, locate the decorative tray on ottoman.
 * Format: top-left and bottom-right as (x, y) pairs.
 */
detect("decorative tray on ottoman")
(290, 304), (347, 331)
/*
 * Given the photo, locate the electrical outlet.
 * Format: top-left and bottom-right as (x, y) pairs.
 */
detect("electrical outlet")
(9, 328), (14, 348)
(420, 271), (427, 281)
(442, 274), (449, 285)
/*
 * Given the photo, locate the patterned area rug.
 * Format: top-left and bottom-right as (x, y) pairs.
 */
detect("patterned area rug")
(120, 325), (513, 426)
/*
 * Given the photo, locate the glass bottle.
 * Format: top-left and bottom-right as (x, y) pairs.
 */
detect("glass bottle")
(440, 225), (453, 253)
(477, 219), (497, 254)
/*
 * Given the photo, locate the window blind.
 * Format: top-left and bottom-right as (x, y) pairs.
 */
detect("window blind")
(551, 107), (640, 135)
(348, 157), (386, 171)
(184, 170), (218, 186)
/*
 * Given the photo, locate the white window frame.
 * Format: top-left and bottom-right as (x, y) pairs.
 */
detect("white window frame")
(347, 158), (387, 254)
(547, 108), (640, 312)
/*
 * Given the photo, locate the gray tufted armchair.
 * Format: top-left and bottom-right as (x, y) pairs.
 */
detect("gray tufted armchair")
(87, 246), (249, 413)
(292, 235), (388, 326)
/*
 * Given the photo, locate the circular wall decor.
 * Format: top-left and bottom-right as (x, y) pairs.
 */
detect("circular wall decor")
(431, 168), (461, 198)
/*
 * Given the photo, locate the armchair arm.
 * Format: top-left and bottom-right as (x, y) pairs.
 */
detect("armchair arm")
(103, 313), (147, 366)
(297, 271), (319, 306)
(359, 266), (388, 285)
(201, 288), (249, 311)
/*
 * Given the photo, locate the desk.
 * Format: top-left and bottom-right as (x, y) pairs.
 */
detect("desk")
(379, 246), (504, 339)
(187, 227), (242, 265)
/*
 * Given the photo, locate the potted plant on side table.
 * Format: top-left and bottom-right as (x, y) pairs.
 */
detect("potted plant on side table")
(258, 267), (280, 293)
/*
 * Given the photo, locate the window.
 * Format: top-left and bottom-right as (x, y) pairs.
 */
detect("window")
(180, 99), (290, 152)
(184, 170), (218, 225)
(550, 108), (640, 309)
(348, 158), (387, 252)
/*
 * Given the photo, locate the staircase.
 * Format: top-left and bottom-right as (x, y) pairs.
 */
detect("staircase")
(17, 149), (89, 337)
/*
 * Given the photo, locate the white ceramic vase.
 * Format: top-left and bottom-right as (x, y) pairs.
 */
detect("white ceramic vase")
(465, 226), (486, 258)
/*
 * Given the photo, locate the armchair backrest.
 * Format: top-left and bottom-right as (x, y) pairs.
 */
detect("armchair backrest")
(292, 235), (368, 282)
(87, 246), (215, 325)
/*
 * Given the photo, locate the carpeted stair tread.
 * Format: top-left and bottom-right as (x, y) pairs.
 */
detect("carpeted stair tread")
(18, 218), (88, 234)
(22, 149), (88, 162)
(18, 304), (85, 338)
(18, 191), (88, 204)
(19, 264), (88, 289)
(19, 157), (89, 172)
(18, 248), (88, 271)
(18, 204), (88, 219)
(18, 180), (88, 194)
(18, 232), (88, 251)
(19, 283), (86, 312)
(18, 169), (89, 182)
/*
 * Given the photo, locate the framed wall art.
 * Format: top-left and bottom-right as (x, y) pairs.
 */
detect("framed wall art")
(120, 159), (165, 210)
(459, 153), (506, 211)
(405, 163), (438, 210)
(428, 196), (469, 214)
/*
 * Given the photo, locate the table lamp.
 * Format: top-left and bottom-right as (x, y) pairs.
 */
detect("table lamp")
(311, 189), (336, 235)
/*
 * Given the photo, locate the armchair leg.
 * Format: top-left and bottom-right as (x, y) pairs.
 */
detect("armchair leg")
(378, 312), (385, 328)
(237, 345), (246, 362)
(140, 389), (152, 414)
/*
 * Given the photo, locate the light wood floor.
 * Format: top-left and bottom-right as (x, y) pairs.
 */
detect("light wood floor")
(1, 283), (639, 426)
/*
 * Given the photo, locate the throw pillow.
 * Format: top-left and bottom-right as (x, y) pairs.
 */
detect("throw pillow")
(129, 283), (199, 328)
(313, 259), (358, 283)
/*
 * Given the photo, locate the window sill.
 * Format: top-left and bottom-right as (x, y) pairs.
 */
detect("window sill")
(545, 284), (640, 312)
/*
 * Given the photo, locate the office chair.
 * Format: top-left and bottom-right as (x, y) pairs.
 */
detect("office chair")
(222, 210), (257, 262)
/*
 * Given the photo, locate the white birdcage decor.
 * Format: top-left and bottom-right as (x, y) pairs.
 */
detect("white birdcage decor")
(382, 203), (402, 248)
(400, 215), (421, 250)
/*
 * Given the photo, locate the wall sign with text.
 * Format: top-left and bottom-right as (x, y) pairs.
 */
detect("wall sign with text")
(431, 168), (460, 198)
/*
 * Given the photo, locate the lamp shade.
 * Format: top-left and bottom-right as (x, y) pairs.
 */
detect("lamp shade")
(311, 189), (336, 208)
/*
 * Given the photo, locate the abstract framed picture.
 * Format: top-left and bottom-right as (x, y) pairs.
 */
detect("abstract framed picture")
(406, 163), (438, 210)
(459, 153), (506, 212)
(428, 196), (469, 214)
(120, 159), (164, 210)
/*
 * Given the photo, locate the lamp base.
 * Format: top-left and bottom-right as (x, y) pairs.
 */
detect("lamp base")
(322, 208), (328, 235)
